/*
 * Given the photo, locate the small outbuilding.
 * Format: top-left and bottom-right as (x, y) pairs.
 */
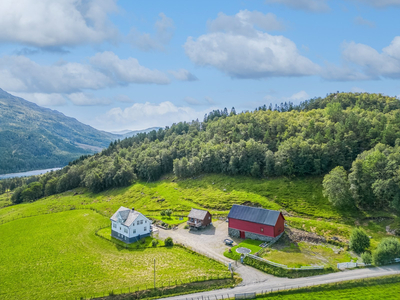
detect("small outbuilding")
(110, 206), (152, 244)
(227, 204), (285, 242)
(187, 208), (212, 229)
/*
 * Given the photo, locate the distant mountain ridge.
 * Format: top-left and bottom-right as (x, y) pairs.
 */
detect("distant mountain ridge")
(0, 89), (157, 174)
(109, 127), (162, 139)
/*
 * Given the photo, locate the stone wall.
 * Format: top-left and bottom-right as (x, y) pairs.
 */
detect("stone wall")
(228, 227), (284, 243)
(111, 230), (151, 244)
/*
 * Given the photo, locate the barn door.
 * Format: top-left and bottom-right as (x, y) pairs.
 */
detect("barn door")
(240, 231), (245, 239)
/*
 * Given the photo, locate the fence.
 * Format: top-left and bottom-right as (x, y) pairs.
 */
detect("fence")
(247, 254), (324, 270)
(235, 292), (256, 299)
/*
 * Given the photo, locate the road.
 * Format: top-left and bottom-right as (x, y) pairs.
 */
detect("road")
(164, 264), (400, 299)
(156, 221), (400, 299)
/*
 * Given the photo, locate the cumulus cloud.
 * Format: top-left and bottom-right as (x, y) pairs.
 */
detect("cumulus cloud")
(265, 0), (330, 12)
(129, 13), (174, 51)
(208, 10), (285, 35)
(185, 10), (319, 79)
(96, 101), (212, 131)
(185, 32), (320, 79)
(353, 0), (400, 8)
(205, 96), (216, 104)
(169, 69), (198, 81)
(354, 16), (375, 28)
(67, 93), (111, 106)
(90, 51), (170, 85)
(12, 92), (67, 106)
(0, 55), (113, 93)
(0, 0), (118, 48)
(183, 97), (201, 105)
(323, 37), (400, 80)
(288, 91), (310, 101)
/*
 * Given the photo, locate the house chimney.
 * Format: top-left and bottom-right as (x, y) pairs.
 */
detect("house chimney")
(132, 207), (135, 211)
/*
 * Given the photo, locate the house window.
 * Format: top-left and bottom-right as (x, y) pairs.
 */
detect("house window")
(124, 228), (128, 233)
(145, 220), (147, 223)
(144, 227), (147, 231)
(137, 221), (140, 225)
(113, 223), (116, 228)
(260, 227), (264, 232)
(132, 229), (136, 234)
(120, 227), (121, 230)
(141, 220), (144, 225)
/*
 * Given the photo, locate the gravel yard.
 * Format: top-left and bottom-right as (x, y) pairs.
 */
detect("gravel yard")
(157, 220), (274, 285)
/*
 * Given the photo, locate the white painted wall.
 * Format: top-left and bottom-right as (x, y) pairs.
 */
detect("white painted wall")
(111, 213), (151, 239)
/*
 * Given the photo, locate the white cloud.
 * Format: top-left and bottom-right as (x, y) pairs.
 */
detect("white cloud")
(288, 90), (310, 101)
(169, 69), (198, 81)
(0, 0), (118, 47)
(0, 55), (113, 93)
(12, 92), (67, 106)
(351, 87), (366, 93)
(208, 10), (285, 35)
(96, 101), (212, 131)
(265, 0), (330, 12)
(90, 51), (170, 85)
(322, 37), (400, 80)
(128, 13), (174, 51)
(205, 96), (216, 104)
(184, 31), (320, 79)
(183, 97), (201, 105)
(354, 16), (375, 28)
(67, 93), (111, 106)
(353, 0), (400, 8)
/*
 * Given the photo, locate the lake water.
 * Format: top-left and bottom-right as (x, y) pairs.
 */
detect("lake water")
(0, 168), (62, 180)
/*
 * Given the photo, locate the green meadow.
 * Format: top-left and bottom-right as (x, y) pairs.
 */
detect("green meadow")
(256, 275), (400, 300)
(0, 209), (230, 300)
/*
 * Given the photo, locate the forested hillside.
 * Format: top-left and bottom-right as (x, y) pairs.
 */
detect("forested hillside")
(4, 92), (400, 213)
(0, 89), (119, 174)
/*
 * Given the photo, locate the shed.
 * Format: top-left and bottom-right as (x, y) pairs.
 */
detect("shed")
(187, 208), (212, 229)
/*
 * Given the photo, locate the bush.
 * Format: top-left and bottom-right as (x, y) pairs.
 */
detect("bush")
(160, 210), (166, 217)
(373, 238), (400, 266)
(349, 228), (370, 254)
(165, 237), (174, 247)
(165, 209), (173, 217)
(361, 252), (372, 265)
(184, 224), (189, 229)
(152, 239), (159, 247)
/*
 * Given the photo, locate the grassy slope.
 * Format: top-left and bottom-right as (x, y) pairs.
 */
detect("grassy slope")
(0, 210), (230, 300)
(1, 174), (397, 246)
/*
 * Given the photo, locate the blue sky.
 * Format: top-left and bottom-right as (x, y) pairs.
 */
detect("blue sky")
(1, 0), (400, 131)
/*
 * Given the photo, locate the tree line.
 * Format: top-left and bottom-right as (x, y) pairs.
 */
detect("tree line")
(3, 92), (400, 214)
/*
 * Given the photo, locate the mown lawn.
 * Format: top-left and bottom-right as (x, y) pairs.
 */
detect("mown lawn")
(0, 210), (230, 300)
(262, 242), (355, 268)
(224, 239), (263, 260)
(256, 275), (400, 299)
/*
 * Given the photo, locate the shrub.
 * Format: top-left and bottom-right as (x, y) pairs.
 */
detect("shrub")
(165, 209), (173, 217)
(165, 237), (174, 247)
(373, 238), (400, 266)
(160, 210), (166, 216)
(152, 239), (159, 247)
(349, 228), (370, 254)
(361, 252), (372, 265)
(184, 224), (189, 229)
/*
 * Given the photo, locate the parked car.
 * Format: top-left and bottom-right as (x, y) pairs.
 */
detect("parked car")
(224, 238), (234, 246)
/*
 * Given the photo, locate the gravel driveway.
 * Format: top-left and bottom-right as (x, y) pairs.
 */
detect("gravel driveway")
(156, 220), (274, 285)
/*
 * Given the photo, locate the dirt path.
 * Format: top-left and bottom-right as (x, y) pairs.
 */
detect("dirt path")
(156, 220), (274, 285)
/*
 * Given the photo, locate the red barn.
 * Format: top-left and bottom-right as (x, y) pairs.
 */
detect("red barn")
(227, 205), (285, 242)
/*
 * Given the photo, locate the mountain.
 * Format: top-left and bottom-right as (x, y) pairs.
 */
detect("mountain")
(109, 127), (162, 139)
(0, 89), (121, 174)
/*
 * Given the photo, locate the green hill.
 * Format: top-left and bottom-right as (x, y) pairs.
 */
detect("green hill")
(0, 88), (121, 174)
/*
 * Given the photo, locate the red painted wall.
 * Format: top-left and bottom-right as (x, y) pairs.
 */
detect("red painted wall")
(229, 213), (285, 238)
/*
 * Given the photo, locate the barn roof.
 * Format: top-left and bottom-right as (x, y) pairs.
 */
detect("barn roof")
(188, 208), (209, 220)
(227, 205), (282, 226)
(110, 206), (148, 227)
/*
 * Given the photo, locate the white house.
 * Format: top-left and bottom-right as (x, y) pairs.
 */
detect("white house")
(110, 206), (152, 243)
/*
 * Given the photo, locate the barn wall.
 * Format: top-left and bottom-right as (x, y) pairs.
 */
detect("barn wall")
(229, 218), (276, 237)
(274, 214), (285, 237)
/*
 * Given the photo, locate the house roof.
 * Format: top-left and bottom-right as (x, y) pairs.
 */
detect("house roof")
(110, 206), (146, 227)
(227, 205), (282, 226)
(188, 208), (209, 220)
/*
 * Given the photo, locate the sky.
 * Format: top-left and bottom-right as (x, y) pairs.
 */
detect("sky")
(1, 0), (400, 131)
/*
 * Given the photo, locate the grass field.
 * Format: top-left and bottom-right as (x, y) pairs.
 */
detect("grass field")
(0, 191), (11, 208)
(262, 241), (354, 268)
(224, 239), (263, 260)
(0, 174), (397, 246)
(256, 275), (400, 299)
(0, 210), (230, 300)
